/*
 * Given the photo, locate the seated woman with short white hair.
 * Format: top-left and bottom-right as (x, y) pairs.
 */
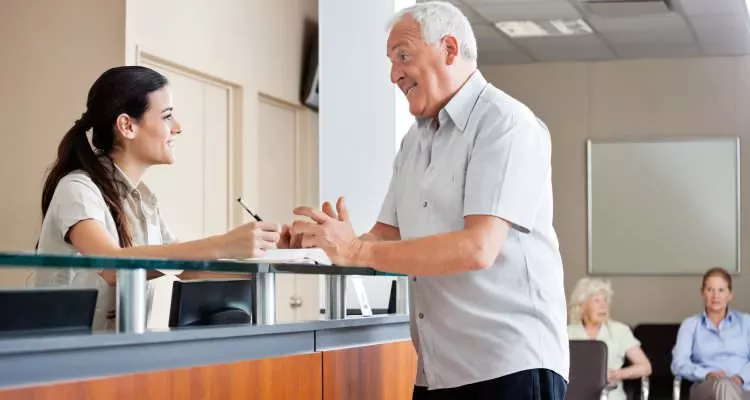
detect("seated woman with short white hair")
(567, 277), (652, 400)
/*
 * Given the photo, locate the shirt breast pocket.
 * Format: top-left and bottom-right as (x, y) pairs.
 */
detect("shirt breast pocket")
(424, 163), (466, 216)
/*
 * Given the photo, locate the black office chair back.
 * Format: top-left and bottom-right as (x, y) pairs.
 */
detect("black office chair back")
(567, 340), (609, 400)
(0, 288), (98, 337)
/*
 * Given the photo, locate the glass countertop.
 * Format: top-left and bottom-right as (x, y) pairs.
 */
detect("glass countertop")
(0, 252), (399, 276)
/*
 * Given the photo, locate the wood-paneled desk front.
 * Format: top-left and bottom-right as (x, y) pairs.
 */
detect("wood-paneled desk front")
(0, 313), (416, 400)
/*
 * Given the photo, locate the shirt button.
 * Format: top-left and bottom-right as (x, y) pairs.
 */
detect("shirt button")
(412, 277), (417, 282)
(422, 201), (428, 207)
(418, 313), (424, 319)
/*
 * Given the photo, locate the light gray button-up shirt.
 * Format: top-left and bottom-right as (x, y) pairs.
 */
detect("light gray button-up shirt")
(34, 158), (175, 331)
(378, 71), (569, 389)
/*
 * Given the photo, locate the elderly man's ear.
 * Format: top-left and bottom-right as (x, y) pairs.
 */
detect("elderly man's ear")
(442, 35), (459, 65)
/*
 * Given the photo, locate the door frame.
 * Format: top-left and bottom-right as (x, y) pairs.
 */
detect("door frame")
(135, 49), (243, 229)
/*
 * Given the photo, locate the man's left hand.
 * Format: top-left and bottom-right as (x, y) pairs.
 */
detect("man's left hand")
(731, 376), (744, 386)
(292, 197), (362, 265)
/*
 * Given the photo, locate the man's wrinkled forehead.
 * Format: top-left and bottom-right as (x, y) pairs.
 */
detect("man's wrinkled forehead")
(386, 24), (404, 55)
(386, 20), (421, 56)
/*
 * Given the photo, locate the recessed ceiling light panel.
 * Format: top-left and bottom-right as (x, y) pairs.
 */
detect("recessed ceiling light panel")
(494, 19), (594, 38)
(494, 21), (550, 38)
(550, 19), (594, 35)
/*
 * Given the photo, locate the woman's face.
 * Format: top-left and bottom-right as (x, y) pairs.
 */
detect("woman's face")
(122, 86), (182, 166)
(702, 275), (732, 314)
(582, 291), (609, 326)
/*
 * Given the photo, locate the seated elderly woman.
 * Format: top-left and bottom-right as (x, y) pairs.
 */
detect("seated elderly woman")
(567, 277), (652, 400)
(672, 267), (750, 400)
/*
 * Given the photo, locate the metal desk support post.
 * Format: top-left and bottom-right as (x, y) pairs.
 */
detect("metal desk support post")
(255, 272), (276, 325)
(326, 275), (346, 320)
(396, 276), (410, 314)
(117, 268), (147, 333)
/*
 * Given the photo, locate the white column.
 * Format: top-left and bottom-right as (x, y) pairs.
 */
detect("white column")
(319, 0), (415, 313)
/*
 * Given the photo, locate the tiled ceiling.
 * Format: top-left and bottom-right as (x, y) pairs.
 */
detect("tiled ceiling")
(419, 0), (750, 65)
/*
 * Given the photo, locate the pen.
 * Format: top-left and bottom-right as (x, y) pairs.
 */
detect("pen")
(236, 197), (263, 222)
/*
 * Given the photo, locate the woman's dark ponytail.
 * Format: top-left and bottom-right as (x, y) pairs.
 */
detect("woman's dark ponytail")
(40, 66), (168, 249)
(41, 114), (90, 217)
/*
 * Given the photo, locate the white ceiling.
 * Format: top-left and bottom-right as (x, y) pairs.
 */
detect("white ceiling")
(419, 0), (750, 65)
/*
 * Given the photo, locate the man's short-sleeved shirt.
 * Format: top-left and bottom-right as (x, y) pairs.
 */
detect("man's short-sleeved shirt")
(34, 157), (175, 331)
(377, 71), (569, 389)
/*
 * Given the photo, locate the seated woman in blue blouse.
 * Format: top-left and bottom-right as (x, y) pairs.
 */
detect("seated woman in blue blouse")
(671, 267), (750, 400)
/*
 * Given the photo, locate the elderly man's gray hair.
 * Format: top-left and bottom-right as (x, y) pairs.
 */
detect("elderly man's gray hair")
(387, 1), (478, 66)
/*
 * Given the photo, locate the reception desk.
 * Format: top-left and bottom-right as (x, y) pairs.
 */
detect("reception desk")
(0, 316), (415, 399)
(0, 253), (416, 399)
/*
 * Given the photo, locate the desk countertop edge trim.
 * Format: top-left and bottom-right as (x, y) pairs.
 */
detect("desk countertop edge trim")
(0, 315), (410, 390)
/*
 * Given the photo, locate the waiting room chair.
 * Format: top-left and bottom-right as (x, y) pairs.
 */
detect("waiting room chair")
(671, 378), (694, 400)
(567, 340), (613, 400)
(631, 323), (688, 400)
(622, 357), (650, 400)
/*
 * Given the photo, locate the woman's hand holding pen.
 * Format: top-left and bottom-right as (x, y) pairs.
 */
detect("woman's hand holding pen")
(218, 222), (281, 259)
(229, 197), (285, 256)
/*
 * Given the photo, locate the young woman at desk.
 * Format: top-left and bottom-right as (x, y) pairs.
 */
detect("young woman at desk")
(33, 66), (285, 330)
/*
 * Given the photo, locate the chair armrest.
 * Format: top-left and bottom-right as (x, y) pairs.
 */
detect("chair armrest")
(673, 377), (682, 400)
(641, 376), (650, 400)
(600, 382), (617, 400)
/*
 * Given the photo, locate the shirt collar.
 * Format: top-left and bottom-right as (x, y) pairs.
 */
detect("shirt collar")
(111, 162), (137, 191)
(577, 321), (613, 340)
(701, 310), (736, 324)
(101, 157), (157, 207)
(415, 70), (488, 133)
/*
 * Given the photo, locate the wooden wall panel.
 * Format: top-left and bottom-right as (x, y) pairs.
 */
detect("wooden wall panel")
(0, 352), (322, 400)
(323, 340), (417, 400)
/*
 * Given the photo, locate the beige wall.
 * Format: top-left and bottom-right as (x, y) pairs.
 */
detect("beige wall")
(126, 0), (318, 219)
(483, 56), (750, 325)
(0, 0), (126, 285)
(0, 0), (317, 286)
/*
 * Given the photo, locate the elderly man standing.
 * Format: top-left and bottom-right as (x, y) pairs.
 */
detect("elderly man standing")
(290, 1), (569, 398)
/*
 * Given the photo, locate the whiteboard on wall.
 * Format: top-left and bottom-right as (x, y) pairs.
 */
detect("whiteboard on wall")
(586, 137), (740, 275)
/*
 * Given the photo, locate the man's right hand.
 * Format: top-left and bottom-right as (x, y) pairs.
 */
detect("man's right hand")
(282, 198), (347, 249)
(219, 221), (281, 259)
(321, 197), (349, 221)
